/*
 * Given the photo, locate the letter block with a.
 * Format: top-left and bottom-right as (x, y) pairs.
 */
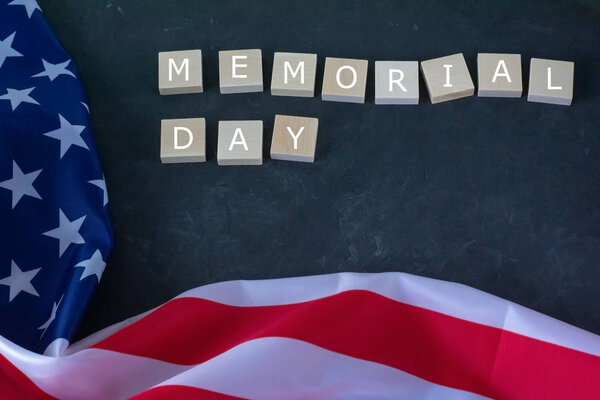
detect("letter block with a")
(420, 53), (474, 104)
(270, 114), (319, 163)
(527, 58), (574, 106)
(477, 53), (522, 98)
(217, 121), (263, 165)
(375, 61), (419, 105)
(271, 52), (318, 97)
(158, 50), (203, 95)
(160, 118), (206, 163)
(322, 57), (368, 104)
(219, 49), (263, 94)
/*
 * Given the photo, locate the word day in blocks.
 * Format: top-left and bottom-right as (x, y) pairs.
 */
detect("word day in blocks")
(160, 115), (319, 165)
(158, 49), (574, 105)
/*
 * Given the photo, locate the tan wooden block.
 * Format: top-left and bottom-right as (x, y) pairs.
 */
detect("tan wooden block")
(527, 58), (574, 106)
(271, 52), (317, 97)
(270, 115), (318, 163)
(477, 53), (522, 98)
(375, 61), (419, 105)
(160, 118), (206, 163)
(217, 121), (263, 165)
(158, 50), (203, 95)
(219, 49), (263, 94)
(322, 57), (368, 103)
(420, 53), (474, 104)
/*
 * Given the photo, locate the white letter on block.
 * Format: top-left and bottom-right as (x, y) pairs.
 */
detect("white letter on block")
(173, 127), (193, 149)
(443, 64), (453, 87)
(229, 128), (249, 151)
(169, 58), (189, 81)
(547, 67), (562, 90)
(388, 69), (407, 92)
(286, 126), (305, 150)
(232, 56), (248, 79)
(492, 59), (512, 83)
(284, 61), (305, 84)
(336, 65), (358, 89)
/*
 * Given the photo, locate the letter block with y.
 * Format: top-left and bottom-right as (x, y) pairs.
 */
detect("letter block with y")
(158, 50), (203, 95)
(160, 118), (206, 163)
(375, 61), (419, 105)
(527, 58), (574, 105)
(420, 53), (474, 104)
(270, 115), (319, 163)
(477, 53), (522, 98)
(217, 121), (263, 165)
(271, 52), (317, 97)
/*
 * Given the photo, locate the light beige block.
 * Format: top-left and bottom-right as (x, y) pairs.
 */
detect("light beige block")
(219, 49), (263, 94)
(270, 115), (318, 163)
(375, 61), (419, 105)
(160, 118), (206, 163)
(527, 58), (574, 106)
(420, 53), (474, 104)
(217, 121), (263, 165)
(322, 57), (368, 103)
(271, 52), (317, 97)
(158, 50), (203, 95)
(477, 53), (522, 97)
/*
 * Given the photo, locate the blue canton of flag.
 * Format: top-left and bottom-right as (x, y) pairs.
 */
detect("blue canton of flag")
(0, 0), (113, 354)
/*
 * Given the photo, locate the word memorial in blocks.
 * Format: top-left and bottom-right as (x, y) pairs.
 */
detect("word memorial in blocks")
(157, 49), (576, 165)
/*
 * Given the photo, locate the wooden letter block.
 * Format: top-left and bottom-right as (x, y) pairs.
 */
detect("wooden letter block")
(322, 57), (368, 104)
(160, 118), (206, 163)
(217, 121), (263, 165)
(158, 49), (203, 95)
(420, 53), (474, 104)
(271, 52), (317, 97)
(219, 49), (263, 94)
(477, 53), (522, 98)
(375, 61), (419, 105)
(270, 114), (319, 163)
(527, 58), (574, 105)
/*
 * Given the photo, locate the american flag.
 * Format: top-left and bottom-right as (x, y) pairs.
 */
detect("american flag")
(1, 1), (600, 399)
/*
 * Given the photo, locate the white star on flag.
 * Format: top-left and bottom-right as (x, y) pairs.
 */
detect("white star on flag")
(32, 59), (76, 81)
(75, 250), (106, 282)
(0, 160), (42, 209)
(43, 114), (88, 158)
(88, 177), (108, 206)
(43, 209), (86, 257)
(0, 87), (39, 111)
(8, 0), (41, 18)
(0, 32), (22, 69)
(0, 261), (40, 302)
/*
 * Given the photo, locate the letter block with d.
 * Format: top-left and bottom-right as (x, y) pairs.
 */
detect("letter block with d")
(160, 118), (206, 163)
(158, 50), (203, 95)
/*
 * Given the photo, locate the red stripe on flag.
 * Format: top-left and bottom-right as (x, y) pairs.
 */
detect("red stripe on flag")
(129, 385), (247, 400)
(0, 353), (56, 400)
(93, 290), (600, 400)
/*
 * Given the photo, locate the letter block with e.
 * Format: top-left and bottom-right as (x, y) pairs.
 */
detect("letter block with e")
(271, 52), (318, 97)
(219, 49), (263, 94)
(158, 50), (203, 95)
(160, 118), (206, 163)
(217, 121), (263, 165)
(477, 53), (522, 98)
(270, 114), (319, 163)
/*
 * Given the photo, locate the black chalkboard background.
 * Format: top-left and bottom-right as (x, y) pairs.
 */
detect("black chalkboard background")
(36, 0), (600, 340)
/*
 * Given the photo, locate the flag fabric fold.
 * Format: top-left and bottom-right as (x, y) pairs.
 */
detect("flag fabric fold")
(1, 272), (600, 399)
(0, 0), (113, 353)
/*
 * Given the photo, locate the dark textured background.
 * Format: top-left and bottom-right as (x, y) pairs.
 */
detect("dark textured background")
(36, 0), (600, 340)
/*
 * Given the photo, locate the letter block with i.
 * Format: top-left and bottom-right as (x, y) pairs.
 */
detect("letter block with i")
(217, 121), (263, 165)
(160, 118), (206, 163)
(527, 58), (574, 105)
(158, 50), (203, 95)
(420, 53), (474, 104)
(477, 53), (522, 97)
(270, 115), (319, 163)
